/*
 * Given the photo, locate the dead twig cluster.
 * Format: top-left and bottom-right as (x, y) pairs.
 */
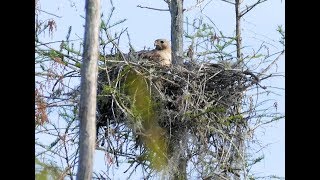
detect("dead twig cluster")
(96, 58), (260, 178)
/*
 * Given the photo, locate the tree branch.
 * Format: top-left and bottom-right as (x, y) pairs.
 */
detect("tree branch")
(137, 5), (169, 11)
(36, 8), (62, 18)
(240, 0), (268, 17)
(258, 50), (284, 78)
(220, 0), (235, 5)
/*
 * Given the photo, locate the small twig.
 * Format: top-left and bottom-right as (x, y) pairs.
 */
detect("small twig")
(220, 0), (235, 5)
(36, 8), (62, 18)
(137, 5), (169, 11)
(258, 50), (284, 78)
(36, 39), (82, 47)
(240, 0), (268, 17)
(106, 33), (129, 64)
(184, 0), (206, 12)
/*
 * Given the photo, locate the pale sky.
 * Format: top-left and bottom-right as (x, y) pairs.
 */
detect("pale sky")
(36, 0), (285, 178)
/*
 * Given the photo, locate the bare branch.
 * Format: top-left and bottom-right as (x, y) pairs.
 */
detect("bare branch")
(36, 39), (82, 47)
(36, 8), (62, 18)
(220, 0), (235, 5)
(258, 50), (284, 78)
(240, 0), (268, 17)
(137, 5), (169, 11)
(184, 0), (207, 12)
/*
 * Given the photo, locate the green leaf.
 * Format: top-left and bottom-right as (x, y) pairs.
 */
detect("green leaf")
(216, 44), (223, 50)
(102, 85), (114, 94)
(252, 54), (264, 58)
(75, 62), (81, 68)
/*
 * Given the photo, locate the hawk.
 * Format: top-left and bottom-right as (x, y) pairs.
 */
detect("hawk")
(137, 39), (172, 66)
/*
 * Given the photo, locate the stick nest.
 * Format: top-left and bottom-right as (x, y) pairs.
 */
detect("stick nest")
(96, 59), (259, 177)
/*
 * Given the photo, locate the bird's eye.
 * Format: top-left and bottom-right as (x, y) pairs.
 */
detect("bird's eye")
(160, 41), (164, 43)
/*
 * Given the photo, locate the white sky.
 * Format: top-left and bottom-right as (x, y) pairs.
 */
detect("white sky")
(36, 0), (285, 178)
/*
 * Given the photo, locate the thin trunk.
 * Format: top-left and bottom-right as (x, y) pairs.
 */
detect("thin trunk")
(235, 0), (242, 64)
(172, 128), (188, 180)
(76, 0), (100, 179)
(233, 1), (244, 179)
(170, 0), (184, 65)
(170, 1), (186, 179)
(173, 158), (187, 180)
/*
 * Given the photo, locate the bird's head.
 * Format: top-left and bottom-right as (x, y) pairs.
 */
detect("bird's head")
(154, 39), (170, 50)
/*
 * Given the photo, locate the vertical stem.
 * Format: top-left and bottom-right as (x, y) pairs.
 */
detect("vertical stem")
(233, 1), (244, 179)
(76, 0), (100, 179)
(170, 2), (186, 178)
(235, 0), (243, 67)
(170, 0), (184, 65)
(173, 158), (187, 180)
(172, 128), (188, 180)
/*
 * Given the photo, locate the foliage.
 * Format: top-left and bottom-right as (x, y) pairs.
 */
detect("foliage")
(35, 158), (63, 180)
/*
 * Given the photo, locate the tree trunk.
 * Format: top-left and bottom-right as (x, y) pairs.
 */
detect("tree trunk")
(170, 0), (184, 65)
(232, 1), (244, 179)
(170, 128), (188, 180)
(76, 0), (100, 179)
(233, 0), (243, 69)
(173, 158), (187, 180)
(169, 1), (186, 179)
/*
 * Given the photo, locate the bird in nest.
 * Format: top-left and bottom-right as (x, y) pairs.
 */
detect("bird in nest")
(134, 39), (172, 67)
